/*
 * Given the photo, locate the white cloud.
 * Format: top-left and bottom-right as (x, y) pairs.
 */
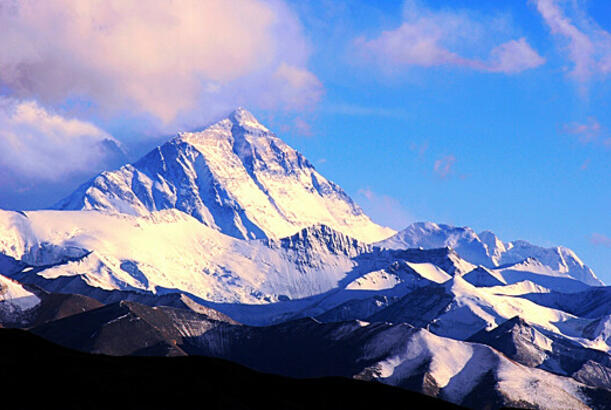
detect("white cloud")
(533, 0), (611, 84)
(354, 1), (544, 74)
(0, 0), (321, 126)
(487, 38), (546, 73)
(433, 155), (456, 178)
(0, 98), (122, 182)
(357, 188), (412, 230)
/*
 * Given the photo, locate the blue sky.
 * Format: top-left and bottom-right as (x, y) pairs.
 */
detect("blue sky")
(0, 0), (609, 281)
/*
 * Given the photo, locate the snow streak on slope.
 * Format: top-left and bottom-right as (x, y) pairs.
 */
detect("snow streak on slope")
(377, 222), (603, 287)
(54, 108), (394, 243)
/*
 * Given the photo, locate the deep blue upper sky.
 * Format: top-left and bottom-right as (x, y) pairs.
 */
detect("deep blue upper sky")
(0, 0), (609, 281)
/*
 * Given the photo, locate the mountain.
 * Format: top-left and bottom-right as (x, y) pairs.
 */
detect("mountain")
(53, 108), (393, 243)
(365, 275), (610, 351)
(518, 286), (611, 318)
(468, 316), (611, 390)
(30, 302), (610, 409)
(32, 300), (236, 356)
(0, 328), (461, 410)
(0, 272), (41, 325)
(377, 222), (603, 287)
(1, 106), (609, 408)
(0, 209), (373, 323)
(0, 273), (103, 328)
(1, 208), (608, 348)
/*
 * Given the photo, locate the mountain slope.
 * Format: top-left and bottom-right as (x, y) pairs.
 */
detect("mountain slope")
(0, 273), (40, 325)
(53, 108), (393, 243)
(32, 300), (236, 356)
(1, 210), (365, 319)
(366, 275), (609, 351)
(2, 207), (607, 344)
(468, 316), (611, 389)
(0, 209), (476, 326)
(1, 328), (460, 410)
(31, 303), (610, 409)
(377, 222), (603, 287)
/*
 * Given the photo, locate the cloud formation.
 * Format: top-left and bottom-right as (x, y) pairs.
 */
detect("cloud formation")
(354, 2), (544, 74)
(533, 0), (611, 84)
(0, 98), (123, 184)
(563, 117), (611, 148)
(0, 0), (321, 126)
(563, 117), (601, 143)
(357, 188), (412, 230)
(433, 155), (456, 178)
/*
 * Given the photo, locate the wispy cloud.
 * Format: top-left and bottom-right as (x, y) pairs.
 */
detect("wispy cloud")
(563, 117), (602, 143)
(580, 158), (590, 170)
(563, 117), (610, 149)
(433, 155), (456, 178)
(292, 116), (314, 137)
(0, 98), (123, 183)
(354, 1), (544, 74)
(410, 141), (429, 158)
(357, 188), (412, 230)
(590, 233), (611, 247)
(0, 0), (321, 128)
(533, 0), (611, 85)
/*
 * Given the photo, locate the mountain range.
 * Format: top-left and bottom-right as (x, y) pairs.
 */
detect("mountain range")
(0, 108), (608, 409)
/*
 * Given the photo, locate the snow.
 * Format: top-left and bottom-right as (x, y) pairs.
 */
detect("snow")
(405, 262), (451, 283)
(54, 108), (394, 243)
(358, 323), (594, 408)
(0, 210), (369, 321)
(345, 270), (402, 291)
(0, 273), (40, 320)
(2, 207), (606, 346)
(486, 280), (552, 296)
(377, 222), (603, 287)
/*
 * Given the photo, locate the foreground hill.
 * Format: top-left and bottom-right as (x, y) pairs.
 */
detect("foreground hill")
(31, 301), (611, 409)
(0, 328), (462, 410)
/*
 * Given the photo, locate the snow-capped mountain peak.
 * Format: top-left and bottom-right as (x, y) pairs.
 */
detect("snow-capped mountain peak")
(376, 222), (603, 287)
(53, 108), (394, 243)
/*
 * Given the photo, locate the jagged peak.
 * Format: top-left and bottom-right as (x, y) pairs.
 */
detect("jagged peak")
(276, 223), (363, 244)
(266, 223), (372, 257)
